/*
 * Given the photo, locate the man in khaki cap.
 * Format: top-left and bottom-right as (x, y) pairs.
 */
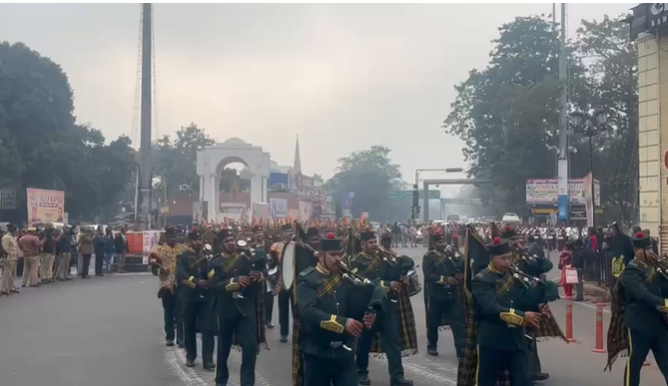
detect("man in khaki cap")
(1, 224), (20, 296)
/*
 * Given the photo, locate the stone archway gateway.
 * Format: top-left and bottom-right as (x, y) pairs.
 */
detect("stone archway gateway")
(196, 138), (271, 223)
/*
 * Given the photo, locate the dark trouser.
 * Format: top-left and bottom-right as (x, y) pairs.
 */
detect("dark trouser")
(184, 301), (214, 364)
(476, 347), (530, 386)
(356, 305), (403, 382)
(526, 333), (542, 376)
(279, 289), (292, 336)
(624, 328), (668, 386)
(161, 290), (183, 343)
(94, 250), (104, 275)
(215, 309), (258, 386)
(304, 353), (357, 386)
(81, 254), (92, 278)
(264, 292), (274, 324)
(426, 297), (465, 357)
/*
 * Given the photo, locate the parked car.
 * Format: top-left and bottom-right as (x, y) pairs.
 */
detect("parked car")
(501, 213), (521, 223)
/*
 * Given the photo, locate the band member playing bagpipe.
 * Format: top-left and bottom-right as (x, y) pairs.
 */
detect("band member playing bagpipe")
(208, 226), (269, 386)
(350, 228), (416, 386)
(605, 231), (668, 385)
(458, 226), (567, 386)
(422, 231), (465, 358)
(501, 225), (554, 382)
(295, 232), (382, 386)
(175, 227), (215, 370)
(149, 225), (189, 347)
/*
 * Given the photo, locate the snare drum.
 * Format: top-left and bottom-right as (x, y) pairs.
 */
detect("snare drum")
(405, 269), (422, 297)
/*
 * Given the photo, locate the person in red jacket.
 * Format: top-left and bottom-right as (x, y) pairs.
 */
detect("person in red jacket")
(559, 243), (574, 298)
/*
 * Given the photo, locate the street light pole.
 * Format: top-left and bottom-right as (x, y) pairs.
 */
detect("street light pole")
(412, 168), (465, 222)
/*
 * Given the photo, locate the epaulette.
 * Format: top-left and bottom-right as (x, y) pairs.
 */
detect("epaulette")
(300, 266), (316, 277)
(628, 258), (647, 269)
(474, 268), (490, 279)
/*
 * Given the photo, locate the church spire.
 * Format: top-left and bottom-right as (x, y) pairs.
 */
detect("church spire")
(293, 134), (302, 175)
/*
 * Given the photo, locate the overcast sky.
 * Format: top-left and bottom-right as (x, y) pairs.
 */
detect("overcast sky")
(0, 3), (633, 190)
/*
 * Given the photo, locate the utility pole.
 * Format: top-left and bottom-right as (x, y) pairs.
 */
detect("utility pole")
(557, 3), (569, 225)
(137, 3), (153, 230)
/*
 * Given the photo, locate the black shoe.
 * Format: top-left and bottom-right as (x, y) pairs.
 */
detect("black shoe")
(166, 341), (174, 347)
(203, 362), (215, 371)
(391, 378), (414, 386)
(266, 322), (274, 329)
(427, 347), (438, 356)
(533, 373), (550, 381)
(185, 360), (195, 367)
(358, 374), (371, 385)
(21, 284), (26, 288)
(280, 336), (288, 343)
(10, 289), (19, 294)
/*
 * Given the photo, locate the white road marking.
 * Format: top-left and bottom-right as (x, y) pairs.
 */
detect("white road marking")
(164, 345), (209, 386)
(372, 355), (458, 385)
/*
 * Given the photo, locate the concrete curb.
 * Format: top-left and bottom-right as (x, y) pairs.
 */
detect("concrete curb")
(582, 282), (611, 302)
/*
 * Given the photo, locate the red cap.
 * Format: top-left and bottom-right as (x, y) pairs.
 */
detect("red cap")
(493, 237), (502, 245)
(505, 226), (512, 231)
(326, 232), (336, 240)
(635, 231), (645, 239)
(365, 227), (371, 232)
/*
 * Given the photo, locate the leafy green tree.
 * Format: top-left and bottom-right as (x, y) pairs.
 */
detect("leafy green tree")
(444, 16), (577, 215)
(0, 42), (135, 221)
(152, 123), (215, 199)
(572, 16), (638, 222)
(326, 145), (403, 221)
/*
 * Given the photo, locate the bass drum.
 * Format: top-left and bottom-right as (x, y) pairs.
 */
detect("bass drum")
(280, 241), (297, 291)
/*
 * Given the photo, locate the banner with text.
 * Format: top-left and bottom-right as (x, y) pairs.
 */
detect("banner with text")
(526, 179), (601, 206)
(142, 231), (161, 265)
(26, 188), (65, 224)
(269, 198), (288, 219)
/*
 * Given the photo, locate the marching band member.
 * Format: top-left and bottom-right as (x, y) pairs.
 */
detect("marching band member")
(295, 232), (377, 386)
(149, 225), (188, 347)
(503, 225), (552, 381)
(472, 237), (543, 386)
(350, 228), (415, 386)
(208, 226), (268, 386)
(277, 224), (320, 343)
(606, 231), (668, 385)
(175, 227), (215, 370)
(422, 231), (465, 357)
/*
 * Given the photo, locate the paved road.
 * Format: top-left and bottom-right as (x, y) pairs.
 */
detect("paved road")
(0, 248), (665, 386)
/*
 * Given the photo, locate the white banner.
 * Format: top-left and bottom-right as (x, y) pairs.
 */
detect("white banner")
(269, 198), (288, 219)
(142, 231), (161, 265)
(298, 201), (312, 222)
(526, 178), (600, 206)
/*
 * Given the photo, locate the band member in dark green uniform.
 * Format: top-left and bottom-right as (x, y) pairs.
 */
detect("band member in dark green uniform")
(351, 228), (414, 386)
(295, 232), (377, 386)
(472, 237), (543, 386)
(175, 227), (215, 370)
(208, 226), (267, 386)
(613, 231), (668, 385)
(423, 231), (465, 357)
(503, 225), (553, 381)
(278, 224), (320, 343)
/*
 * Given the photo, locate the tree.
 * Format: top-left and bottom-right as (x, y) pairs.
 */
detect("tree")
(152, 123), (215, 199)
(444, 16), (579, 215)
(572, 16), (638, 222)
(0, 42), (136, 221)
(312, 174), (324, 183)
(326, 146), (403, 221)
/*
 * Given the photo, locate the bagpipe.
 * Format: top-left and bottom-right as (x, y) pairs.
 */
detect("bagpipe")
(463, 224), (566, 340)
(378, 246), (422, 298)
(509, 246), (559, 303)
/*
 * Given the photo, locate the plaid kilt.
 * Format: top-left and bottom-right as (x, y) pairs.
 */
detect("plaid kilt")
(424, 282), (466, 331)
(232, 283), (269, 353)
(370, 287), (419, 357)
(605, 282), (627, 371)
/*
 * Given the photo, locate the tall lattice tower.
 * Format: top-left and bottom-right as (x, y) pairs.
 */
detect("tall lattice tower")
(132, 3), (156, 229)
